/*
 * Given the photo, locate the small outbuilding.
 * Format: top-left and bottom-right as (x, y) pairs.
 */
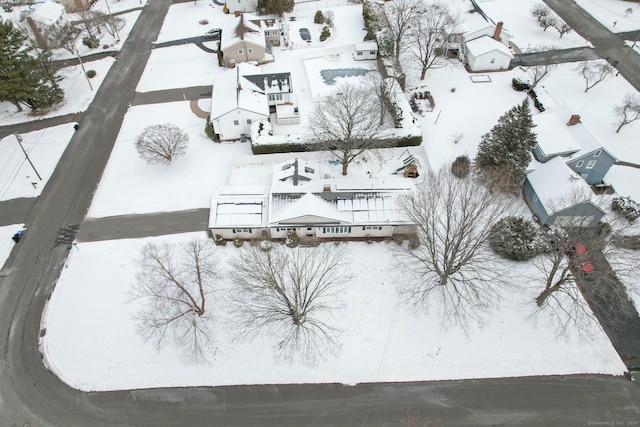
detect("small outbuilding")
(354, 42), (378, 61)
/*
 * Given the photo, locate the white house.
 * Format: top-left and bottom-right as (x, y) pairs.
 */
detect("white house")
(461, 22), (513, 72)
(209, 158), (416, 241)
(19, 1), (68, 48)
(354, 41), (378, 61)
(210, 63), (270, 141)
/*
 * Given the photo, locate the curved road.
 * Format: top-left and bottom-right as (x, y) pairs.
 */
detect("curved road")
(1, 1), (640, 426)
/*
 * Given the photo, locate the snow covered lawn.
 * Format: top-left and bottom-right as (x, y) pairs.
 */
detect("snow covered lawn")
(576, 0), (640, 32)
(0, 124), (77, 201)
(40, 232), (626, 392)
(87, 101), (252, 218)
(156, 1), (225, 43)
(0, 58), (115, 125)
(136, 44), (222, 92)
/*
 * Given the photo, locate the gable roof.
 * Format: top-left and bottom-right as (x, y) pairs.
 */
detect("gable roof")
(210, 63), (269, 120)
(526, 156), (594, 214)
(465, 35), (513, 58)
(355, 41), (378, 52)
(463, 23), (512, 43)
(270, 193), (350, 224)
(221, 14), (265, 51)
(534, 106), (581, 158)
(29, 1), (65, 25)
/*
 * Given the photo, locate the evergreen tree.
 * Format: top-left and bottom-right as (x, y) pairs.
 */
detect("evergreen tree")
(0, 21), (64, 112)
(265, 0), (294, 15)
(475, 100), (537, 191)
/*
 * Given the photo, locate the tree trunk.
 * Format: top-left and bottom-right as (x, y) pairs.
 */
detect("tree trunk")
(11, 101), (23, 112)
(420, 66), (427, 80)
(341, 161), (348, 175)
(616, 121), (625, 133)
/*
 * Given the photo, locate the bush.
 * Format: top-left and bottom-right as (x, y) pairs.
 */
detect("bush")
(204, 115), (215, 140)
(214, 234), (224, 245)
(512, 78), (531, 92)
(451, 155), (471, 178)
(82, 36), (99, 49)
(233, 237), (243, 248)
(223, 2), (229, 13)
(319, 26), (331, 41)
(612, 196), (640, 222)
(314, 10), (325, 24)
(86, 69), (96, 78)
(489, 216), (542, 261)
(285, 230), (299, 248)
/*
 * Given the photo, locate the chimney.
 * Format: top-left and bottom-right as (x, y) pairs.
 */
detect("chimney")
(493, 21), (503, 42)
(567, 115), (581, 126)
(234, 10), (241, 17)
(323, 184), (331, 192)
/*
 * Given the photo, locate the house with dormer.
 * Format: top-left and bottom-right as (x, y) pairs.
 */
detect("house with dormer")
(460, 22), (513, 72)
(208, 158), (416, 240)
(532, 103), (616, 185)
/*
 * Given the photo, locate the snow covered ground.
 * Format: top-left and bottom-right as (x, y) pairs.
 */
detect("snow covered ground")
(40, 232), (626, 392)
(156, 1), (224, 43)
(136, 44), (222, 92)
(0, 124), (77, 201)
(576, 0), (640, 32)
(0, 224), (23, 269)
(0, 57), (115, 125)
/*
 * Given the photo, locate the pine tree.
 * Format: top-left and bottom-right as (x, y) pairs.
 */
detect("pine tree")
(475, 100), (537, 191)
(0, 21), (64, 112)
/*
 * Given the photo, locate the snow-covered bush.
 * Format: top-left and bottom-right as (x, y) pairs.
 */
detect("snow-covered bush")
(612, 196), (640, 222)
(451, 155), (471, 178)
(314, 10), (325, 24)
(489, 216), (543, 261)
(285, 230), (299, 248)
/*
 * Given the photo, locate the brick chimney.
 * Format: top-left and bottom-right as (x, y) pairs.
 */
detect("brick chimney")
(567, 114), (581, 126)
(493, 21), (503, 42)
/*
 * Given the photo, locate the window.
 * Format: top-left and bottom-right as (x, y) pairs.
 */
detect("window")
(594, 150), (602, 157)
(248, 48), (253, 54)
(238, 49), (243, 54)
(323, 226), (351, 234)
(370, 51), (376, 55)
(357, 51), (363, 56)
(576, 161), (584, 168)
(490, 58), (495, 64)
(232, 228), (253, 233)
(246, 119), (252, 124)
(268, 93), (283, 101)
(233, 120), (239, 126)
(586, 160), (596, 169)
(581, 173), (589, 180)
(533, 195), (538, 203)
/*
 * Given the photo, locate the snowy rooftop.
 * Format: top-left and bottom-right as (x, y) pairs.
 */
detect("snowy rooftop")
(465, 35), (512, 57)
(272, 158), (320, 184)
(243, 72), (293, 94)
(526, 156), (594, 214)
(221, 14), (265, 50)
(534, 106), (582, 158)
(208, 185), (269, 228)
(210, 63), (269, 120)
(30, 1), (65, 25)
(355, 41), (378, 51)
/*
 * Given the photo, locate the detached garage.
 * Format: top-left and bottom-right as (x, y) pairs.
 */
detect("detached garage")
(464, 35), (513, 72)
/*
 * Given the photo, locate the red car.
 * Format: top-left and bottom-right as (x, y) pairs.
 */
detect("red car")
(572, 244), (593, 273)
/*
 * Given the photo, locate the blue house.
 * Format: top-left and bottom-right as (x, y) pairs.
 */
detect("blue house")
(532, 104), (616, 185)
(523, 156), (605, 226)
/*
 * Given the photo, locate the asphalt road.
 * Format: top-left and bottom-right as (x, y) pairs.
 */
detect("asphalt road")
(510, 46), (600, 68)
(544, 0), (640, 91)
(1, 0), (640, 426)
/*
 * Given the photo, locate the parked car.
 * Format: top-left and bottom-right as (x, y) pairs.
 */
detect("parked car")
(571, 243), (593, 273)
(204, 28), (221, 39)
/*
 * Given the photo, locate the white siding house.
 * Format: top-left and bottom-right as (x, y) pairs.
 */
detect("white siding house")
(209, 158), (416, 241)
(354, 42), (378, 61)
(461, 22), (513, 72)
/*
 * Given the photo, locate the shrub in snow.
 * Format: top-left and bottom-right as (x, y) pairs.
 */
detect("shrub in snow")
(314, 10), (324, 24)
(512, 78), (531, 92)
(259, 239), (272, 252)
(204, 115), (215, 140)
(82, 36), (99, 49)
(233, 237), (243, 248)
(319, 26), (331, 41)
(537, 225), (568, 254)
(285, 230), (299, 248)
(489, 216), (542, 261)
(612, 196), (640, 222)
(214, 234), (224, 246)
(86, 69), (96, 78)
(451, 155), (471, 178)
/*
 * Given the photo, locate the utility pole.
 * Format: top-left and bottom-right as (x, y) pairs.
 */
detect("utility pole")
(15, 133), (42, 181)
(74, 46), (94, 91)
(616, 32), (640, 76)
(104, 0), (121, 42)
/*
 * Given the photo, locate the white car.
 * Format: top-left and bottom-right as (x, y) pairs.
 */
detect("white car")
(204, 28), (221, 39)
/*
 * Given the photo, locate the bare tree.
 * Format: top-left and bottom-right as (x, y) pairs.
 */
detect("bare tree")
(553, 20), (572, 38)
(613, 94), (640, 133)
(52, 25), (81, 55)
(364, 73), (393, 126)
(307, 83), (383, 175)
(407, 3), (458, 80)
(135, 123), (189, 165)
(132, 239), (218, 361)
(539, 14), (558, 31)
(101, 13), (125, 40)
(393, 166), (513, 327)
(580, 61), (613, 92)
(385, 0), (424, 60)
(525, 49), (557, 89)
(531, 3), (550, 22)
(227, 244), (350, 362)
(76, 10), (105, 38)
(531, 219), (638, 339)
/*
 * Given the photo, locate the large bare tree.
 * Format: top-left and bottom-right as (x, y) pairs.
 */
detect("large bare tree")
(308, 83), (383, 175)
(407, 3), (458, 80)
(135, 123), (189, 165)
(227, 244), (350, 362)
(384, 0), (425, 60)
(580, 61), (613, 92)
(525, 48), (557, 89)
(132, 239), (218, 361)
(394, 166), (512, 327)
(613, 94), (640, 134)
